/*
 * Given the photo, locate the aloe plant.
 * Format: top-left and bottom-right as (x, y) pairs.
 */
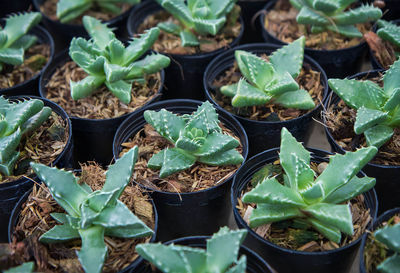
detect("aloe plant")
(56, 0), (140, 23)
(220, 36), (315, 110)
(136, 227), (247, 273)
(0, 97), (52, 177)
(0, 12), (42, 72)
(69, 16), (170, 104)
(144, 101), (243, 178)
(329, 58), (400, 148)
(30, 146), (153, 273)
(374, 222), (400, 273)
(242, 127), (377, 243)
(289, 0), (382, 38)
(155, 0), (237, 47)
(376, 19), (400, 51)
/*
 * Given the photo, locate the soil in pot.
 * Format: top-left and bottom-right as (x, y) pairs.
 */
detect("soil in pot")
(7, 162), (155, 273)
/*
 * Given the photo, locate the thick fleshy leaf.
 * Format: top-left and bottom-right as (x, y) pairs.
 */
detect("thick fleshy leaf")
(2, 12), (42, 47)
(21, 106), (52, 136)
(77, 226), (107, 273)
(0, 129), (22, 164)
(323, 176), (375, 204)
(105, 79), (132, 104)
(354, 106), (388, 134)
(274, 89), (315, 110)
(39, 223), (80, 243)
(180, 29), (199, 46)
(57, 0), (91, 23)
(185, 101), (220, 133)
(220, 83), (238, 97)
(194, 132), (239, 156)
(313, 0), (339, 13)
(249, 203), (302, 228)
(377, 254), (400, 273)
(198, 149), (243, 166)
(0, 150), (19, 176)
(309, 218), (341, 243)
(327, 24), (362, 38)
(123, 27), (160, 64)
(364, 125), (394, 148)
(383, 88), (400, 111)
(226, 255), (246, 273)
(127, 54), (170, 78)
(377, 20), (400, 48)
(383, 58), (400, 96)
(82, 16), (115, 50)
(144, 109), (185, 143)
(375, 224), (400, 253)
(158, 22), (181, 34)
(71, 76), (105, 100)
(175, 135), (202, 151)
(3, 99), (43, 135)
(332, 5), (382, 25)
(265, 72), (299, 96)
(192, 18), (226, 35)
(232, 79), (271, 107)
(209, 0), (235, 17)
(161, 0), (193, 26)
(106, 39), (126, 64)
(297, 6), (330, 26)
(0, 48), (24, 65)
(148, 150), (165, 170)
(104, 62), (131, 83)
(159, 148), (196, 178)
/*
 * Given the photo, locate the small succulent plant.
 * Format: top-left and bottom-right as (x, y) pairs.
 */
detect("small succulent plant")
(376, 19), (400, 51)
(374, 221), (400, 273)
(220, 36), (315, 110)
(329, 58), (400, 148)
(30, 146), (153, 273)
(155, 0), (237, 46)
(289, 0), (382, 38)
(3, 262), (34, 273)
(0, 97), (52, 177)
(242, 127), (377, 243)
(144, 101), (244, 178)
(136, 227), (247, 273)
(69, 16), (170, 104)
(0, 12), (42, 72)
(56, 0), (140, 23)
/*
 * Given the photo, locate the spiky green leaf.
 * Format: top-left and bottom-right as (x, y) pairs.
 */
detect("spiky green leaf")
(270, 36), (305, 78)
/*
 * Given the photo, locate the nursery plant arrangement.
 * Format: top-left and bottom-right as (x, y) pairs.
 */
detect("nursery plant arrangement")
(5, 146), (156, 273)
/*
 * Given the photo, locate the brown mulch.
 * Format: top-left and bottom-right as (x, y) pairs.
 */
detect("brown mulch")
(0, 111), (69, 184)
(8, 162), (155, 273)
(40, 0), (132, 24)
(363, 213), (400, 273)
(364, 31), (399, 69)
(237, 161), (372, 252)
(45, 61), (161, 119)
(120, 123), (243, 193)
(264, 0), (371, 50)
(0, 44), (50, 89)
(211, 55), (324, 121)
(137, 9), (242, 55)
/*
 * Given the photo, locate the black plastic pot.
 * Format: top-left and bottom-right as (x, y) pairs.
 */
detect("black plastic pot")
(7, 185), (158, 273)
(32, 0), (138, 52)
(260, 0), (368, 78)
(232, 147), (378, 273)
(0, 25), (54, 97)
(0, 95), (73, 242)
(204, 43), (328, 157)
(324, 70), (400, 214)
(238, 0), (268, 43)
(359, 207), (400, 273)
(113, 99), (249, 242)
(127, 0), (244, 101)
(129, 235), (274, 273)
(39, 50), (163, 167)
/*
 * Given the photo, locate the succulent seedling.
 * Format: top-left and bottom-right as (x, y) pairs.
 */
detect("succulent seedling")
(374, 221), (400, 273)
(376, 19), (400, 53)
(154, 0), (238, 46)
(242, 127), (377, 243)
(0, 12), (42, 72)
(220, 36), (315, 110)
(136, 227), (247, 273)
(289, 0), (382, 38)
(144, 101), (244, 178)
(0, 96), (52, 177)
(329, 58), (400, 148)
(30, 146), (153, 273)
(69, 16), (170, 104)
(56, 0), (140, 23)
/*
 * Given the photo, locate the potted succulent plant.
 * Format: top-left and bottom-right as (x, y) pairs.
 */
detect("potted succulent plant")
(232, 127), (378, 273)
(204, 36), (328, 156)
(0, 96), (72, 242)
(40, 16), (169, 166)
(113, 100), (248, 241)
(324, 58), (400, 212)
(127, 0), (244, 100)
(260, 0), (382, 78)
(0, 12), (54, 97)
(4, 146), (158, 273)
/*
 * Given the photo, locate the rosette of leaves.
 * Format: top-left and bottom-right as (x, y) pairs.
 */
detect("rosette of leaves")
(376, 19), (400, 55)
(289, 0), (382, 38)
(242, 127), (377, 243)
(56, 0), (140, 23)
(144, 101), (244, 178)
(374, 222), (400, 273)
(136, 227), (247, 273)
(69, 16), (170, 104)
(154, 0), (238, 46)
(220, 36), (315, 110)
(0, 96), (52, 177)
(328, 58), (400, 148)
(30, 146), (153, 273)
(0, 12), (42, 72)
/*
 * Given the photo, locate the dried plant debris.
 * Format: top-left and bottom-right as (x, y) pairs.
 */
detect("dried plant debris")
(238, 161), (372, 252)
(0, 111), (69, 184)
(364, 31), (399, 69)
(212, 56), (323, 121)
(0, 44), (50, 89)
(8, 163), (154, 273)
(121, 123), (242, 193)
(364, 214), (400, 273)
(45, 61), (161, 119)
(137, 10), (242, 55)
(264, 0), (371, 50)
(40, 0), (132, 24)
